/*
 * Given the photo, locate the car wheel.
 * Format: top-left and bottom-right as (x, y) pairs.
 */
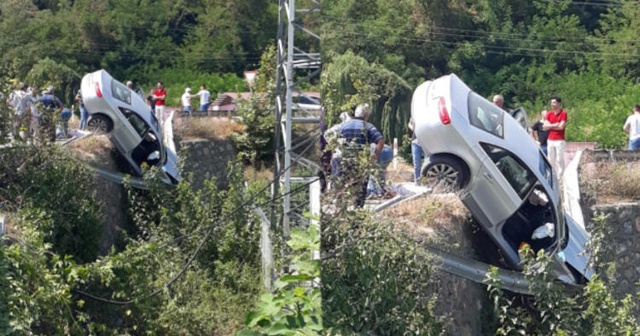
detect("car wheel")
(87, 115), (113, 134)
(423, 156), (468, 192)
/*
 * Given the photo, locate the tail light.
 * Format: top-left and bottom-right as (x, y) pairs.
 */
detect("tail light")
(95, 82), (103, 98)
(438, 96), (450, 125)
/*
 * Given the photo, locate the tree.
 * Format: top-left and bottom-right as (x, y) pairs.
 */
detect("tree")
(321, 51), (412, 144)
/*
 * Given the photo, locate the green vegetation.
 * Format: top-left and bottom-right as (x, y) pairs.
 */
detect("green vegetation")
(0, 143), (270, 333)
(487, 217), (640, 336)
(321, 0), (640, 148)
(3, 0), (640, 334)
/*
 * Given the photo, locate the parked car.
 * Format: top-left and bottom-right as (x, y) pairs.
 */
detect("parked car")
(411, 73), (592, 284)
(81, 69), (181, 184)
(292, 93), (321, 115)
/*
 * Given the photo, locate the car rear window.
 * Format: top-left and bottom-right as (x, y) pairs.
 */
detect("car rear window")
(467, 92), (504, 138)
(111, 80), (131, 105)
(482, 143), (537, 200)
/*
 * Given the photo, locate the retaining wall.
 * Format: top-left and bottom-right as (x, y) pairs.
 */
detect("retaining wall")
(96, 138), (235, 253)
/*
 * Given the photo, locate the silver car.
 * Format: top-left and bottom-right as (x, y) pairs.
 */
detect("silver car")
(81, 69), (181, 184)
(411, 74), (592, 284)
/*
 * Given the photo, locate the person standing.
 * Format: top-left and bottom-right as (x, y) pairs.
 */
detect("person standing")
(39, 86), (64, 142)
(7, 82), (29, 140)
(408, 117), (425, 184)
(338, 103), (384, 207)
(75, 90), (89, 130)
(193, 84), (211, 112)
(26, 85), (41, 140)
(623, 104), (640, 150)
(530, 110), (550, 155)
(492, 94), (507, 111)
(181, 87), (192, 116)
(152, 81), (166, 125)
(543, 96), (567, 177)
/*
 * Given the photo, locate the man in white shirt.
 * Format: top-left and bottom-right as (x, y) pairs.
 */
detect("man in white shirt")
(181, 87), (192, 115)
(623, 104), (640, 150)
(7, 82), (29, 140)
(27, 86), (41, 139)
(193, 84), (211, 111)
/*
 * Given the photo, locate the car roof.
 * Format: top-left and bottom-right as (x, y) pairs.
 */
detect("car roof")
(91, 69), (158, 128)
(447, 74), (555, 194)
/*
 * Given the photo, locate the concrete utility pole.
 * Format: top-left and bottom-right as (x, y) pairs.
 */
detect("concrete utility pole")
(272, 0), (321, 236)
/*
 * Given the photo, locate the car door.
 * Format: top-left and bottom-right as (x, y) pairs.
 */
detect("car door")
(509, 107), (530, 131)
(471, 143), (533, 229)
(110, 79), (141, 152)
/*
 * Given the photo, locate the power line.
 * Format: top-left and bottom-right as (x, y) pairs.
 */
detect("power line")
(75, 127), (320, 305)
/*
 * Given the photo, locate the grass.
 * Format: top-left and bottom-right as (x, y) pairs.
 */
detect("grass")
(66, 135), (117, 169)
(384, 193), (471, 240)
(579, 160), (640, 203)
(175, 116), (245, 140)
(244, 164), (273, 182)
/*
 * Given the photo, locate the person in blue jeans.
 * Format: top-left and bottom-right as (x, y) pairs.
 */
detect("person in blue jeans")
(408, 118), (425, 184)
(76, 90), (89, 130)
(367, 144), (394, 196)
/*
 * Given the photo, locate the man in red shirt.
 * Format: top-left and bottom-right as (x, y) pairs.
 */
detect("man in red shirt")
(152, 81), (167, 126)
(543, 96), (567, 178)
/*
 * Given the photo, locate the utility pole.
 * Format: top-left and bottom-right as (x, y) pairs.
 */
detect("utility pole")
(272, 0), (321, 236)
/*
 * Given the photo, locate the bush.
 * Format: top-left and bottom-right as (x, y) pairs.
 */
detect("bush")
(0, 145), (102, 263)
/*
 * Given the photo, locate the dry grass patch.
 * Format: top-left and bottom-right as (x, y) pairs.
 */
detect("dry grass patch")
(580, 161), (640, 203)
(244, 165), (274, 182)
(385, 193), (471, 239)
(66, 135), (116, 168)
(176, 117), (245, 140)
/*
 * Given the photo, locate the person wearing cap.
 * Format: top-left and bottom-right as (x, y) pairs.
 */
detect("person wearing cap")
(181, 87), (192, 116)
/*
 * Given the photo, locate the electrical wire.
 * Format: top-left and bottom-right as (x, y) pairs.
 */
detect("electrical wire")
(74, 126), (321, 305)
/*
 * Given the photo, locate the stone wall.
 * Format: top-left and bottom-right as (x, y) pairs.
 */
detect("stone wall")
(587, 203), (640, 304)
(95, 138), (236, 253)
(428, 228), (492, 336)
(178, 138), (236, 190)
(579, 149), (640, 313)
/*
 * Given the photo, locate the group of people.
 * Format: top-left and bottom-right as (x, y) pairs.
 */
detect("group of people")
(144, 81), (212, 126)
(5, 82), (71, 142)
(528, 96), (568, 177)
(180, 84), (212, 116)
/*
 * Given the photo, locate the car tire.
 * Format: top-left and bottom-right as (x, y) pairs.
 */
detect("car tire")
(423, 156), (469, 192)
(87, 115), (113, 134)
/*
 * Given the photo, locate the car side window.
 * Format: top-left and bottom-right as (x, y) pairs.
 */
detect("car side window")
(468, 92), (504, 137)
(481, 143), (537, 199)
(126, 113), (150, 138)
(111, 80), (132, 105)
